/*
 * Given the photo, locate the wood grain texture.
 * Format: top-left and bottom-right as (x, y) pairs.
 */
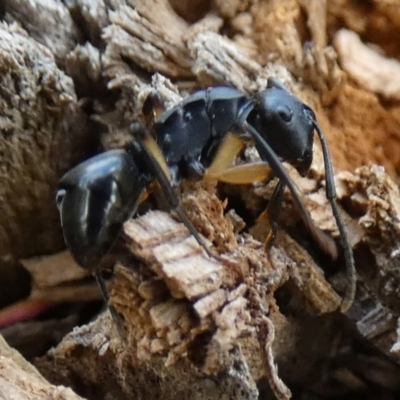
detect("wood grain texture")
(2, 0), (400, 399)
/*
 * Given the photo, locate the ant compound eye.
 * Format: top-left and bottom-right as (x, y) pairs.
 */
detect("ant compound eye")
(303, 105), (316, 122)
(56, 189), (66, 209)
(277, 105), (292, 123)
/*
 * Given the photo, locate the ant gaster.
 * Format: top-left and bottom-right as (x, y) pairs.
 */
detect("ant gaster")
(56, 122), (215, 325)
(56, 78), (355, 314)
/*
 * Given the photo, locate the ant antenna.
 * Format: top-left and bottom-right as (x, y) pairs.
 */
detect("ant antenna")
(313, 121), (356, 312)
(243, 120), (355, 312)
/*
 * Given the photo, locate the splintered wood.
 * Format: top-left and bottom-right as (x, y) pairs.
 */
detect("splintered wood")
(123, 211), (233, 299)
(110, 200), (294, 399)
(104, 181), (359, 399)
(0, 335), (85, 400)
(35, 163), (400, 399)
(5, 0), (400, 399)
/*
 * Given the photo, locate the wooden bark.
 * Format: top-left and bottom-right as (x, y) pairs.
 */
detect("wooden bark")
(0, 21), (96, 267)
(0, 335), (85, 400)
(2, 0), (400, 399)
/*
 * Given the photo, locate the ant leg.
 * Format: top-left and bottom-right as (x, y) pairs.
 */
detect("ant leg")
(242, 121), (338, 260)
(142, 91), (166, 123)
(131, 122), (216, 260)
(94, 267), (125, 337)
(262, 180), (285, 249)
(205, 133), (245, 180)
(244, 120), (355, 312)
(313, 122), (355, 312)
(206, 161), (272, 184)
(205, 132), (272, 184)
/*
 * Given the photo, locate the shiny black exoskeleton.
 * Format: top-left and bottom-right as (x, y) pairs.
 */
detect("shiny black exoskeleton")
(151, 78), (355, 312)
(57, 122), (211, 270)
(57, 78), (355, 313)
(154, 78), (314, 182)
(57, 148), (148, 268)
(154, 86), (248, 182)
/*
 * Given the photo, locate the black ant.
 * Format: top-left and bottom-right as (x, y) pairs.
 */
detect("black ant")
(56, 78), (355, 314)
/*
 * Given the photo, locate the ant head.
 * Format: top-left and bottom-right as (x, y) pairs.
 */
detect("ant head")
(249, 79), (316, 176)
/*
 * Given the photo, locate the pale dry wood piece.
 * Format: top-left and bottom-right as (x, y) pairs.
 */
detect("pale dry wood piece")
(140, 72), (182, 110)
(100, 0), (295, 99)
(64, 0), (109, 45)
(335, 165), (400, 363)
(247, 150), (400, 374)
(111, 190), (335, 396)
(249, 0), (344, 105)
(123, 210), (237, 300)
(37, 313), (260, 399)
(21, 252), (90, 289)
(298, 0), (328, 50)
(193, 288), (228, 319)
(328, 0), (400, 61)
(6, 0), (81, 65)
(335, 29), (400, 100)
(251, 0), (305, 71)
(21, 251), (100, 303)
(180, 186), (238, 253)
(35, 185), (298, 398)
(271, 235), (342, 315)
(188, 31), (266, 92)
(182, 13), (223, 44)
(184, 19), (309, 99)
(0, 334), (84, 400)
(297, 0), (344, 104)
(103, 2), (193, 84)
(65, 43), (103, 97)
(35, 206), (288, 399)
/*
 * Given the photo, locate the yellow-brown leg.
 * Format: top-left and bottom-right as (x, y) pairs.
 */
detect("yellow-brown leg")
(205, 132), (272, 184)
(142, 91), (166, 123)
(261, 180), (285, 249)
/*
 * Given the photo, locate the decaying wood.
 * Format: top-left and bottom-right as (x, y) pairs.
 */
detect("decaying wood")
(0, 252), (100, 359)
(3, 0), (400, 399)
(6, 0), (82, 65)
(37, 204), (292, 399)
(20, 252), (101, 303)
(35, 169), (400, 398)
(0, 334), (85, 400)
(35, 165), (400, 398)
(0, 22), (94, 266)
(334, 29), (400, 100)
